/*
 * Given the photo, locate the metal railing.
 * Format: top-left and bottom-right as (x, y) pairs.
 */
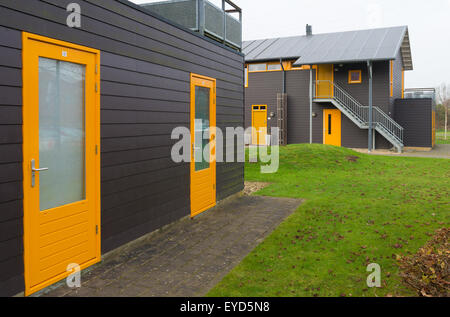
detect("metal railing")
(314, 80), (404, 146)
(142, 0), (242, 49)
(372, 106), (404, 144)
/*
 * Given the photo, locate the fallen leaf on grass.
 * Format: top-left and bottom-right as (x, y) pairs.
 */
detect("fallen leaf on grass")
(398, 228), (449, 297)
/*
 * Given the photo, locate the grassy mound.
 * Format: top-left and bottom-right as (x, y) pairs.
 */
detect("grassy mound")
(209, 144), (450, 297)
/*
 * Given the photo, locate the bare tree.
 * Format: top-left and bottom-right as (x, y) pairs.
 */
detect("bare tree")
(436, 83), (450, 140)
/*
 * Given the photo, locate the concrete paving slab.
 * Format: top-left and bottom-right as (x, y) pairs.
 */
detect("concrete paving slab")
(39, 195), (303, 297)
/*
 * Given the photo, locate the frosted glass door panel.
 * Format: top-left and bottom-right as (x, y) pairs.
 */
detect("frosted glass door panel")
(194, 86), (210, 171)
(38, 57), (86, 211)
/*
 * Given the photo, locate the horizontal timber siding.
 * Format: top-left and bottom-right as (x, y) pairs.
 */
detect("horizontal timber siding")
(0, 25), (23, 296)
(245, 66), (392, 148)
(394, 98), (433, 148)
(0, 0), (244, 296)
(0, 27), (24, 296)
(334, 62), (391, 149)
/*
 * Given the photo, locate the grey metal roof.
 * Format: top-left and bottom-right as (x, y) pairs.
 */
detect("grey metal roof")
(243, 26), (413, 70)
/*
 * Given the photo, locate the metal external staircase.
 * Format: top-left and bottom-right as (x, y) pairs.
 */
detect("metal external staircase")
(314, 80), (404, 152)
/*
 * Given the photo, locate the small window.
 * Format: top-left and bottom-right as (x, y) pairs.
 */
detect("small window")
(253, 105), (259, 110)
(260, 106), (266, 110)
(248, 63), (266, 72)
(348, 70), (362, 84)
(328, 114), (332, 134)
(267, 63), (282, 71)
(290, 62), (310, 70)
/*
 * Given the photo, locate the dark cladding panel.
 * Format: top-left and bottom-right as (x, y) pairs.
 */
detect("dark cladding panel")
(0, 0), (244, 296)
(394, 98), (433, 148)
(245, 67), (392, 149)
(0, 24), (23, 297)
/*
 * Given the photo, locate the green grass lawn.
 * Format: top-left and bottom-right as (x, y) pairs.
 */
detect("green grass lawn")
(436, 129), (450, 144)
(208, 144), (450, 297)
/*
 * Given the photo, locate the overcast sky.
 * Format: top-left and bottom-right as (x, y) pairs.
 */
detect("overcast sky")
(131, 0), (450, 88)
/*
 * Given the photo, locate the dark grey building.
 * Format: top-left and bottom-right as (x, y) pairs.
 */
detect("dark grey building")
(0, 0), (244, 296)
(243, 25), (434, 151)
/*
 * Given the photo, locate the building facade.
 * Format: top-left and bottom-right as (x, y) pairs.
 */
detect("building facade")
(0, 0), (244, 296)
(243, 26), (433, 151)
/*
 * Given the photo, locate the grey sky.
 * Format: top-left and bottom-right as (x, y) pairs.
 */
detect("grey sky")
(131, 0), (450, 89)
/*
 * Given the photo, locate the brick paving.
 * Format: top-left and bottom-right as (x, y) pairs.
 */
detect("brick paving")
(38, 195), (302, 297)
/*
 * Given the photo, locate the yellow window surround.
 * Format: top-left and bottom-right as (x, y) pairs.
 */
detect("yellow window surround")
(348, 70), (362, 84)
(266, 62), (282, 71)
(247, 60), (312, 72)
(289, 62), (311, 70)
(248, 63), (267, 72)
(401, 68), (405, 98)
(244, 65), (248, 88)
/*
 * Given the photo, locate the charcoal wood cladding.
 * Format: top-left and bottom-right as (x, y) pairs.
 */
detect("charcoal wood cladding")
(245, 63), (393, 149)
(394, 99), (433, 148)
(0, 0), (244, 296)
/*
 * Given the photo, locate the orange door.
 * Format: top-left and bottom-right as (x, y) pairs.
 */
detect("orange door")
(22, 33), (101, 295)
(323, 109), (341, 147)
(252, 105), (267, 145)
(190, 74), (216, 217)
(316, 64), (334, 98)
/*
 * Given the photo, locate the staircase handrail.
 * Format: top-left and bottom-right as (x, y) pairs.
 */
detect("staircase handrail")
(313, 80), (403, 144)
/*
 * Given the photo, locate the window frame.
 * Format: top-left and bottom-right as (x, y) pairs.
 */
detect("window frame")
(348, 70), (362, 84)
(247, 61), (312, 73)
(289, 62), (311, 71)
(401, 68), (404, 98)
(266, 62), (282, 72)
(244, 65), (248, 88)
(248, 63), (267, 72)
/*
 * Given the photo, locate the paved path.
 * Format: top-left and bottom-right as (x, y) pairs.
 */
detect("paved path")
(353, 144), (449, 159)
(39, 196), (302, 297)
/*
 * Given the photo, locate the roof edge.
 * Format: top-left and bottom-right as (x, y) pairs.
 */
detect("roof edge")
(398, 28), (413, 71)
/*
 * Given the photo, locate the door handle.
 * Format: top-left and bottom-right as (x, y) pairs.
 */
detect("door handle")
(31, 159), (48, 187)
(31, 159), (49, 172)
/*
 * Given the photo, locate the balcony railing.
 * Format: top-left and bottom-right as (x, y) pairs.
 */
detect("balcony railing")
(142, 0), (242, 50)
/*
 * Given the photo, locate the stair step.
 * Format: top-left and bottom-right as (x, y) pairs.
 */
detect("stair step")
(318, 97), (404, 151)
(313, 84), (404, 151)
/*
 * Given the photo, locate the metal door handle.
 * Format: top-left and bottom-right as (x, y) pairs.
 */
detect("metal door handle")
(31, 159), (48, 187)
(32, 167), (49, 172)
(31, 159), (49, 172)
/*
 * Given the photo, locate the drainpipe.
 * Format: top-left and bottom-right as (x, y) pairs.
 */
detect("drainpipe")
(280, 58), (286, 93)
(368, 61), (373, 152)
(309, 66), (313, 144)
(279, 58), (286, 145)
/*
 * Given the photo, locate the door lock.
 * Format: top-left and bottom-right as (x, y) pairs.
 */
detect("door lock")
(31, 159), (49, 188)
